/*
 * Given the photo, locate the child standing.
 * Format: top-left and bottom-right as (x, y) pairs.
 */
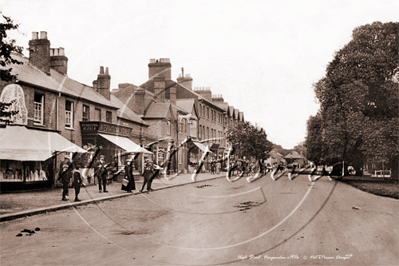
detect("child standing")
(73, 165), (83, 202)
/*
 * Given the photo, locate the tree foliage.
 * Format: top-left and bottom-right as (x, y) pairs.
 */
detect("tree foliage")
(226, 121), (272, 160)
(307, 21), (399, 177)
(0, 100), (19, 124)
(293, 142), (307, 160)
(1, 13), (23, 82)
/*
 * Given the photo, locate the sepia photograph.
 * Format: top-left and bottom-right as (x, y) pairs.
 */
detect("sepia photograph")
(0, 0), (398, 265)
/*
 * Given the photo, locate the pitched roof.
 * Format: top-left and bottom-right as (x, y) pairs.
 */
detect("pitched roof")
(284, 150), (305, 159)
(176, 99), (195, 114)
(6, 53), (116, 108)
(144, 103), (173, 119)
(228, 106), (235, 117)
(50, 68), (116, 108)
(239, 111), (244, 122)
(234, 109), (239, 119)
(111, 83), (138, 105)
(213, 101), (229, 112)
(110, 95), (147, 126)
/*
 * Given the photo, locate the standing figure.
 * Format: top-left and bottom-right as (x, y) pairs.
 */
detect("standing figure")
(210, 158), (216, 174)
(287, 163), (298, 180)
(123, 158), (136, 193)
(141, 159), (155, 193)
(58, 156), (72, 201)
(95, 155), (108, 193)
(73, 164), (83, 202)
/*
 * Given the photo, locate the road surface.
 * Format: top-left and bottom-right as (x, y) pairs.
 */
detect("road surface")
(0, 172), (398, 265)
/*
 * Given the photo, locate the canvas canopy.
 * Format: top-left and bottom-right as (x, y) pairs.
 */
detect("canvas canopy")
(0, 125), (86, 161)
(99, 134), (152, 154)
(192, 141), (213, 154)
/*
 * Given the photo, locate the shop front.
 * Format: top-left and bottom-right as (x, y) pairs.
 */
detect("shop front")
(187, 141), (213, 173)
(0, 125), (86, 192)
(80, 121), (151, 178)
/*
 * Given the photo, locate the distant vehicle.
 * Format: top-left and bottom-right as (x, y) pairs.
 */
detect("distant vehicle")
(348, 166), (356, 175)
(328, 162), (354, 178)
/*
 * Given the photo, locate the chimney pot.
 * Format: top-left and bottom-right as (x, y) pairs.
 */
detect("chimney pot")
(50, 48), (54, 56)
(105, 67), (109, 75)
(40, 31), (47, 39)
(100, 66), (104, 74)
(32, 32), (39, 40)
(58, 47), (65, 56)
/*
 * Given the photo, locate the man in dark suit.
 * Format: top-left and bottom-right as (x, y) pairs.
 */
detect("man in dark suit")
(95, 155), (108, 193)
(72, 164), (83, 202)
(141, 159), (155, 193)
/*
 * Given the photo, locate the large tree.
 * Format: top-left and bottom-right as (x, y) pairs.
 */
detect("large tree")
(226, 121), (272, 160)
(310, 21), (399, 177)
(1, 14), (23, 123)
(1, 13), (23, 82)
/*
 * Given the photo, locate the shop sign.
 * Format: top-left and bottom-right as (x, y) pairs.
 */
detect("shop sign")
(81, 122), (99, 132)
(80, 122), (132, 137)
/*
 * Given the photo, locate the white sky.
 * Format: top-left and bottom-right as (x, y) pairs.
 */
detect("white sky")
(2, 0), (398, 149)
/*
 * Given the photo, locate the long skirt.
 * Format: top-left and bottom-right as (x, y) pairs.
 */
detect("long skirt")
(122, 175), (136, 191)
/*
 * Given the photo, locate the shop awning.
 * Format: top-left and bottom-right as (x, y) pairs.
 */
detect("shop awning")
(192, 141), (213, 154)
(0, 125), (86, 161)
(99, 134), (152, 154)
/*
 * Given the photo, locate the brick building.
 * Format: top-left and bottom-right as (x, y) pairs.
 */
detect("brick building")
(0, 31), (149, 190)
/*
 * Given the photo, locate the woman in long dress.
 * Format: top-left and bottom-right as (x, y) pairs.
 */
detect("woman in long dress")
(123, 159), (136, 193)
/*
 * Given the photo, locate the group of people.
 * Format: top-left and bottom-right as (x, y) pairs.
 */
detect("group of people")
(122, 157), (162, 193)
(57, 154), (111, 201)
(57, 155), (84, 202)
(57, 153), (164, 201)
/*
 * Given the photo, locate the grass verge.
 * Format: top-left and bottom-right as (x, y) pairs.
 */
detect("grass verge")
(341, 175), (399, 199)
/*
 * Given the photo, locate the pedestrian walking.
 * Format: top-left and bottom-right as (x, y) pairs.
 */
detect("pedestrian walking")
(58, 156), (72, 201)
(141, 159), (155, 193)
(287, 163), (298, 180)
(122, 157), (136, 193)
(72, 164), (83, 202)
(95, 155), (109, 193)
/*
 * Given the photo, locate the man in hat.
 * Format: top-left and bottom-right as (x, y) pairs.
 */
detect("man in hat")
(58, 155), (72, 201)
(141, 159), (155, 193)
(94, 155), (108, 193)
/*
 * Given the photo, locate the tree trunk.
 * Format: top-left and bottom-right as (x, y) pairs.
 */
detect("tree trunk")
(389, 154), (398, 179)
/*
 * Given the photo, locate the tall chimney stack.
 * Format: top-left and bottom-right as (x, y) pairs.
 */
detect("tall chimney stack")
(29, 31), (51, 75)
(96, 66), (111, 100)
(50, 47), (68, 75)
(177, 67), (193, 90)
(148, 58), (171, 80)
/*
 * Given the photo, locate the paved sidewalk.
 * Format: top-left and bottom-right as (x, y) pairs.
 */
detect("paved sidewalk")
(0, 172), (225, 222)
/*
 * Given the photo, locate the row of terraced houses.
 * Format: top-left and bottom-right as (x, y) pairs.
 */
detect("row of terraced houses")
(0, 31), (245, 191)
